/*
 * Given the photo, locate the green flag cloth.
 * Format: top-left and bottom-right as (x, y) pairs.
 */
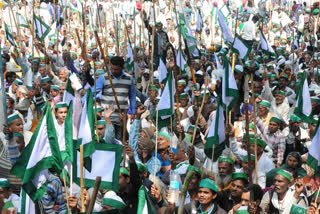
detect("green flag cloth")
(11, 102), (63, 201)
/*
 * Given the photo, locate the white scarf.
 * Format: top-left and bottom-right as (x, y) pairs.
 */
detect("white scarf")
(271, 189), (295, 213)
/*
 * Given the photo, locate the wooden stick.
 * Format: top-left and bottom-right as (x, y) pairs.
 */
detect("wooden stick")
(150, 0), (156, 85)
(191, 82), (207, 145)
(62, 169), (71, 212)
(177, 170), (195, 214)
(153, 105), (159, 182)
(93, 60), (99, 143)
(87, 176), (101, 214)
(70, 165), (73, 197)
(116, 15), (120, 56)
(314, 186), (320, 203)
(122, 110), (127, 168)
(251, 74), (258, 184)
(80, 145), (85, 212)
(93, 30), (122, 114)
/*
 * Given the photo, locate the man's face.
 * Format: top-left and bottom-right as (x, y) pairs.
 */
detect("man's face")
(177, 84), (185, 93)
(279, 78), (288, 88)
(96, 124), (106, 138)
(111, 64), (122, 77)
(50, 89), (59, 98)
(180, 98), (188, 107)
(257, 105), (268, 117)
(268, 121), (279, 133)
(195, 75), (204, 83)
(59, 86), (66, 97)
(273, 174), (289, 194)
(14, 136), (25, 152)
(9, 118), (24, 134)
(218, 162), (232, 177)
(241, 191), (250, 206)
(41, 82), (51, 92)
(31, 63), (39, 72)
(287, 156), (299, 168)
(290, 121), (300, 133)
(55, 107), (68, 124)
(275, 94), (285, 105)
(230, 180), (245, 198)
(39, 67), (47, 76)
(137, 143), (150, 161)
(198, 188), (216, 206)
(59, 70), (68, 82)
(118, 174), (130, 192)
(254, 82), (263, 94)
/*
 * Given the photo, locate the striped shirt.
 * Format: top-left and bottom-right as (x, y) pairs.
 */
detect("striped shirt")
(41, 172), (67, 214)
(256, 118), (286, 165)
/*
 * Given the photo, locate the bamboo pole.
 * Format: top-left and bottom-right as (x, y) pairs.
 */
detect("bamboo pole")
(191, 82), (207, 145)
(87, 177), (101, 214)
(122, 110), (127, 168)
(153, 105), (159, 182)
(94, 30), (122, 114)
(62, 169), (71, 212)
(150, 0), (156, 85)
(116, 15), (120, 56)
(80, 145), (85, 212)
(251, 74), (258, 184)
(177, 170), (196, 214)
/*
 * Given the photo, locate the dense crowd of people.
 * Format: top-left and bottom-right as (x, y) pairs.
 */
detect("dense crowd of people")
(0, 0), (320, 213)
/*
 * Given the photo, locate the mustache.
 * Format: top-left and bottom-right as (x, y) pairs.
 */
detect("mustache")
(215, 174), (232, 187)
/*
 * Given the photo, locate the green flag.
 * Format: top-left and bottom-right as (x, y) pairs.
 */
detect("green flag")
(4, 22), (16, 46)
(33, 14), (51, 42)
(17, 13), (29, 28)
(73, 143), (122, 191)
(204, 100), (226, 159)
(294, 72), (312, 123)
(306, 119), (320, 176)
(221, 56), (239, 111)
(58, 102), (73, 163)
(232, 34), (251, 61)
(10, 102), (63, 201)
(137, 185), (155, 214)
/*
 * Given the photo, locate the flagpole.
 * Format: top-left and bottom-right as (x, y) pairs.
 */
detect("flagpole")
(93, 59), (99, 143)
(244, 75), (253, 185)
(8, 2), (21, 39)
(62, 169), (71, 212)
(122, 110), (127, 168)
(94, 30), (122, 113)
(191, 81), (207, 145)
(150, 0), (156, 85)
(251, 74), (258, 184)
(116, 15), (120, 56)
(153, 105), (159, 183)
(94, 0), (103, 34)
(80, 145), (85, 212)
(87, 176), (102, 214)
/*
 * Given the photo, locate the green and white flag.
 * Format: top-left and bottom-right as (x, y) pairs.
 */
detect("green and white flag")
(176, 50), (188, 73)
(294, 73), (312, 123)
(125, 44), (134, 73)
(204, 101), (225, 159)
(232, 34), (251, 61)
(10, 102), (63, 201)
(214, 52), (223, 70)
(196, 8), (203, 33)
(260, 29), (276, 56)
(158, 58), (167, 83)
(220, 4), (231, 18)
(73, 143), (122, 191)
(137, 185), (155, 214)
(217, 7), (233, 45)
(63, 78), (75, 105)
(69, 2), (82, 14)
(4, 22), (16, 46)
(33, 14), (51, 42)
(290, 204), (307, 214)
(306, 120), (320, 176)
(58, 103), (73, 163)
(178, 12), (199, 58)
(158, 70), (175, 118)
(18, 189), (35, 214)
(47, 21), (57, 40)
(17, 13), (29, 28)
(78, 90), (96, 158)
(222, 56), (239, 111)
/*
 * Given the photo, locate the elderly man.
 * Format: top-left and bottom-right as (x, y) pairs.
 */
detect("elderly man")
(256, 99), (275, 126)
(216, 156), (234, 191)
(260, 169), (307, 213)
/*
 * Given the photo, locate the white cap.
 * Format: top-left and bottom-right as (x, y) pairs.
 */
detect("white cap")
(195, 70), (203, 76)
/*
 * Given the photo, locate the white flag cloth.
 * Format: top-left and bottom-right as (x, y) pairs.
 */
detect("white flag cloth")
(158, 58), (168, 83)
(217, 8), (233, 45)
